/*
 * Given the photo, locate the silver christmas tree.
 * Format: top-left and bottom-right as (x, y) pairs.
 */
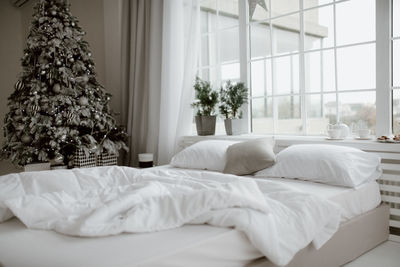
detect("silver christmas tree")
(2, 0), (127, 166)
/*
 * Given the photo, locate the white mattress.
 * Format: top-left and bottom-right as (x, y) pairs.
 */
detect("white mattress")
(0, 167), (381, 267)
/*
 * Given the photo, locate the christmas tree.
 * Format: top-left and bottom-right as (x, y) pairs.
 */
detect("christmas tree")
(2, 0), (127, 166)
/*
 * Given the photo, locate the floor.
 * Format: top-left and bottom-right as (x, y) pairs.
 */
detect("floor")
(343, 241), (400, 267)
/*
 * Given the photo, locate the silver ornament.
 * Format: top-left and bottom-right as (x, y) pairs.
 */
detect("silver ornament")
(53, 83), (61, 93)
(21, 135), (32, 144)
(15, 80), (25, 91)
(79, 97), (88, 106)
(29, 105), (40, 115)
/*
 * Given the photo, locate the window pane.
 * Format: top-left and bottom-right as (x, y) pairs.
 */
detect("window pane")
(220, 27), (239, 63)
(306, 93), (337, 135)
(201, 34), (217, 67)
(337, 44), (375, 90)
(304, 5), (334, 50)
(304, 0), (333, 9)
(393, 90), (400, 134)
(200, 0), (217, 33)
(305, 49), (335, 92)
(339, 91), (376, 134)
(201, 67), (218, 88)
(393, 40), (400, 87)
(274, 55), (300, 94)
(221, 62), (240, 81)
(336, 0), (375, 46)
(252, 97), (273, 133)
(276, 96), (302, 134)
(218, 0), (239, 29)
(250, 23), (271, 59)
(394, 0), (400, 38)
(251, 59), (272, 97)
(271, 0), (299, 18)
(272, 14), (300, 55)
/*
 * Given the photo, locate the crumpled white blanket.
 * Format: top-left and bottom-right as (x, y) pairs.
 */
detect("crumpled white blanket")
(0, 166), (342, 266)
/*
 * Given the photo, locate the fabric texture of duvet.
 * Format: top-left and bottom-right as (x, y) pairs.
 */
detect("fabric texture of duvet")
(0, 166), (342, 266)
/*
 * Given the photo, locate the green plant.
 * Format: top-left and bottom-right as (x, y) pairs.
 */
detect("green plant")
(219, 81), (248, 119)
(191, 77), (219, 116)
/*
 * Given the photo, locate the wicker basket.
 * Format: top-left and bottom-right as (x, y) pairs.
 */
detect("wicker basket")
(97, 152), (118, 166)
(73, 148), (96, 168)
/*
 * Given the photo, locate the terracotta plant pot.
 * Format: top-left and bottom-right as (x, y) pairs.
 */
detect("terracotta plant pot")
(195, 115), (216, 136)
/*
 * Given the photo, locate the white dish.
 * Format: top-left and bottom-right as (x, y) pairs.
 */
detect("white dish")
(354, 137), (372, 140)
(376, 139), (400, 143)
(326, 137), (344, 140)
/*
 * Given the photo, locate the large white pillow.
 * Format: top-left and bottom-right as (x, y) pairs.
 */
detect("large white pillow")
(170, 140), (238, 172)
(255, 144), (382, 188)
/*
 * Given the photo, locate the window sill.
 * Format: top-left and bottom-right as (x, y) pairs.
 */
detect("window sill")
(181, 134), (400, 152)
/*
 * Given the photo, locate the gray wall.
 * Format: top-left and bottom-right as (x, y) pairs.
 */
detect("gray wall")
(0, 0), (123, 174)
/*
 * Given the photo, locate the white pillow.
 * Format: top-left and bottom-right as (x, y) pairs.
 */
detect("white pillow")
(254, 144), (382, 188)
(170, 140), (238, 172)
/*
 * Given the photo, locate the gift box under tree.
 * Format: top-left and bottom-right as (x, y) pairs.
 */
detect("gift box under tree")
(72, 148), (118, 168)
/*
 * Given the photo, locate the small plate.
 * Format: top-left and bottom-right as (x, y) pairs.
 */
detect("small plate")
(326, 137), (344, 140)
(354, 137), (372, 140)
(376, 139), (399, 143)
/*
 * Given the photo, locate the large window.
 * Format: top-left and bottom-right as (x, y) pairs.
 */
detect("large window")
(198, 0), (394, 136)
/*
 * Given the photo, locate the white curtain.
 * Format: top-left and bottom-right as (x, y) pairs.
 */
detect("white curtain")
(121, 0), (199, 166)
(156, 0), (200, 164)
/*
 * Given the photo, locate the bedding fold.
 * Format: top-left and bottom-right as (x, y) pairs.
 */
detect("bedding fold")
(0, 167), (342, 266)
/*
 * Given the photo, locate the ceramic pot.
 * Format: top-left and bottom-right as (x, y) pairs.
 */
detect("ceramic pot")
(195, 115), (216, 136)
(224, 118), (245, 135)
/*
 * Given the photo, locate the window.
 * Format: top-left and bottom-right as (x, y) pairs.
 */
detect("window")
(197, 0), (393, 136)
(197, 0), (240, 134)
(250, 0), (376, 135)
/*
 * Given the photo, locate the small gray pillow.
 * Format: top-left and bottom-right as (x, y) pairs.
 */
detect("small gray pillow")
(223, 138), (276, 175)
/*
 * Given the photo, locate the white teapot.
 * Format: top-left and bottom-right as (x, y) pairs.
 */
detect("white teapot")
(327, 122), (350, 139)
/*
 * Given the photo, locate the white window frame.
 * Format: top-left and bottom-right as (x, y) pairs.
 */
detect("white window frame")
(376, 0), (392, 136)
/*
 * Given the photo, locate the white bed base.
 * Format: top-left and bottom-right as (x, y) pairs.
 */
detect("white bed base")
(248, 204), (389, 267)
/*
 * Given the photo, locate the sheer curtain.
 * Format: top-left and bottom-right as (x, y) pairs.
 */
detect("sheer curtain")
(121, 0), (199, 166)
(157, 0), (200, 164)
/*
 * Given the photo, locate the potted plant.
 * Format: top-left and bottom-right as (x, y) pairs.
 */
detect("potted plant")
(219, 80), (248, 135)
(191, 77), (219, 136)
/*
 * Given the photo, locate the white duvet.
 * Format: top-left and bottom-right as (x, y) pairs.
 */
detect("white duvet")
(0, 166), (342, 266)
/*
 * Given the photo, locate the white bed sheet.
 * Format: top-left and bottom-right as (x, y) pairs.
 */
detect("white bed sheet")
(0, 166), (381, 267)
(253, 176), (381, 222)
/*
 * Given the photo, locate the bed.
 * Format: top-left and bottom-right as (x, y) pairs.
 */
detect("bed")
(0, 165), (389, 267)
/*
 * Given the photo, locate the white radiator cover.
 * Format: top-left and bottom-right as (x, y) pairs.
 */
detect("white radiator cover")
(180, 135), (400, 242)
